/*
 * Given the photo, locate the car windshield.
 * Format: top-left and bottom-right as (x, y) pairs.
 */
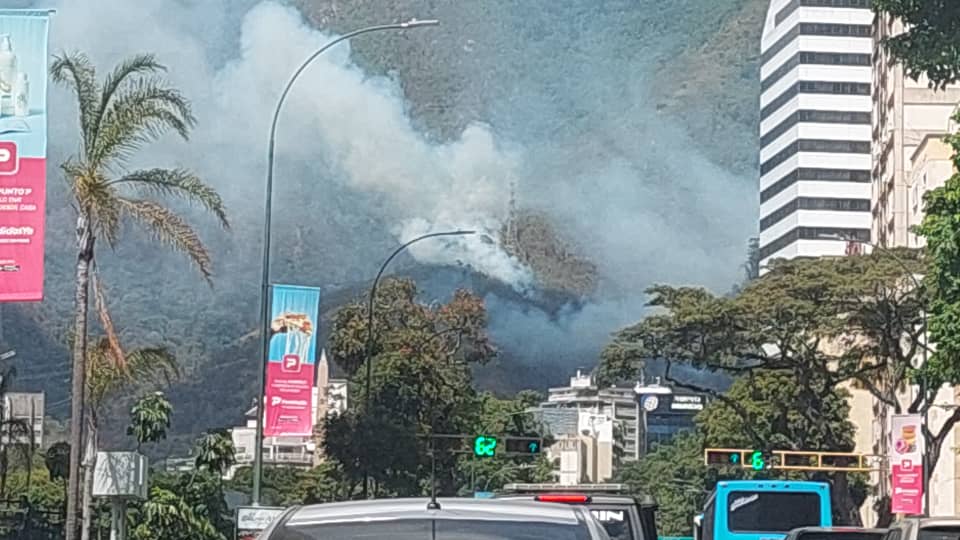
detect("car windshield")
(919, 527), (960, 540)
(272, 518), (594, 540)
(726, 491), (822, 533)
(589, 508), (635, 540)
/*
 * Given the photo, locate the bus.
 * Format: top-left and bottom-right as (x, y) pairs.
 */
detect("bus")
(693, 481), (831, 540)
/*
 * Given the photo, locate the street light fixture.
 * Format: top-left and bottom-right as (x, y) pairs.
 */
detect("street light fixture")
(361, 229), (475, 498)
(252, 18), (439, 505)
(818, 231), (931, 514)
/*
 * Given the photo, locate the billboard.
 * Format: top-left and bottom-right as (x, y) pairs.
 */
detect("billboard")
(264, 284), (320, 437)
(891, 413), (924, 515)
(0, 10), (50, 302)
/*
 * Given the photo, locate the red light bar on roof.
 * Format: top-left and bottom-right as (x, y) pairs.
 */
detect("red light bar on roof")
(535, 494), (592, 504)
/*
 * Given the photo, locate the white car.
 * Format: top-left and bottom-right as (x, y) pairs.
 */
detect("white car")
(259, 497), (612, 540)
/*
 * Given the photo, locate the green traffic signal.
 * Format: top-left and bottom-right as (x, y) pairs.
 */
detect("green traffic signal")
(750, 451), (765, 470)
(474, 435), (497, 457)
(729, 453), (740, 465)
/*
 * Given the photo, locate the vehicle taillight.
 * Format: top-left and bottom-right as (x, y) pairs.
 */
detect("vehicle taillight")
(535, 494), (591, 504)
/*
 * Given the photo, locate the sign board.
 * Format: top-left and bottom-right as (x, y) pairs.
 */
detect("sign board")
(891, 414), (924, 515)
(669, 395), (704, 411)
(264, 285), (321, 437)
(236, 506), (285, 540)
(0, 10), (51, 302)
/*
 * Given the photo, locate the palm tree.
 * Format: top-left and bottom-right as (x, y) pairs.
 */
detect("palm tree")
(51, 52), (228, 540)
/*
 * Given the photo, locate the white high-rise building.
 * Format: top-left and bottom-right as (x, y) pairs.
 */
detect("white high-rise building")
(758, 0), (874, 269)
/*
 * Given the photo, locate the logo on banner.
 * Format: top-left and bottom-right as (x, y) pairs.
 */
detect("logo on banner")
(0, 142), (17, 175)
(282, 354), (302, 372)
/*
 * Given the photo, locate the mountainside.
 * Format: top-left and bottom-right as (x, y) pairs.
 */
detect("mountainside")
(5, 0), (764, 450)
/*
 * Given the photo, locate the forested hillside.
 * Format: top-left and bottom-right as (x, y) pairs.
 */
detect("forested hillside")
(3, 0), (764, 452)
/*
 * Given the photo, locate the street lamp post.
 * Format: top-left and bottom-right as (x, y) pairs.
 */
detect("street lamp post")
(252, 18), (439, 505)
(819, 232), (929, 514)
(361, 229), (475, 498)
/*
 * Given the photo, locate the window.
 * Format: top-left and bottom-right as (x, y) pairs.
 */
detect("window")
(762, 52), (871, 90)
(776, 0), (872, 25)
(275, 519), (594, 540)
(760, 198), (869, 231)
(761, 139), (870, 175)
(761, 110), (871, 148)
(726, 492), (821, 533)
(761, 81), (870, 120)
(760, 227), (870, 259)
(918, 527), (960, 540)
(589, 508), (634, 540)
(702, 495), (716, 540)
(762, 23), (871, 65)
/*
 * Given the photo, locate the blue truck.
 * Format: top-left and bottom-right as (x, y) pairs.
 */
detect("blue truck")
(693, 480), (832, 540)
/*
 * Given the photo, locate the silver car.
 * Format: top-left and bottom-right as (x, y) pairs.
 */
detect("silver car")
(884, 518), (960, 540)
(259, 497), (612, 539)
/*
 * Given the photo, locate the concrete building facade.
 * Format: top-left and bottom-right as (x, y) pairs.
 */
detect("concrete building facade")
(758, 0), (874, 268)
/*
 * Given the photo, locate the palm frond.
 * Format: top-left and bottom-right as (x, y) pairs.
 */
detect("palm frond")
(92, 269), (125, 369)
(86, 338), (179, 409)
(125, 348), (179, 387)
(93, 76), (196, 167)
(118, 198), (213, 283)
(108, 168), (229, 229)
(50, 51), (101, 154)
(96, 53), (166, 133)
(62, 159), (122, 245)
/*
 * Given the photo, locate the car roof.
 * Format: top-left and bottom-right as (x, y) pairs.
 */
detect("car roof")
(284, 498), (586, 528)
(791, 527), (887, 534)
(498, 493), (639, 505)
(898, 518), (960, 527)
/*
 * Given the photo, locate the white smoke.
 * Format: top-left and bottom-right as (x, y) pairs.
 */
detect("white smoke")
(45, 0), (534, 291)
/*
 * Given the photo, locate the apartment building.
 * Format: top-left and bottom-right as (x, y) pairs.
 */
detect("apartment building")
(758, 0), (874, 268)
(872, 14), (960, 247)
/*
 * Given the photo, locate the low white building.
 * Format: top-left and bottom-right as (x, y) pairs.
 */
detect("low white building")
(1, 391), (43, 447)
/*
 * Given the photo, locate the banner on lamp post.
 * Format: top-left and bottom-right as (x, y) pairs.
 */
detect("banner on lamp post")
(0, 10), (52, 302)
(263, 285), (320, 437)
(891, 413), (924, 515)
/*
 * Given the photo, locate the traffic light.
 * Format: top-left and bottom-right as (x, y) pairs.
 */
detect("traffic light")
(504, 437), (543, 455)
(749, 450), (765, 470)
(704, 449), (745, 466)
(473, 435), (498, 457)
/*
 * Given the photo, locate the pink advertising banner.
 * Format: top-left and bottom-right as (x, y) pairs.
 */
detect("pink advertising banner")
(264, 285), (320, 437)
(0, 11), (51, 302)
(891, 414), (924, 515)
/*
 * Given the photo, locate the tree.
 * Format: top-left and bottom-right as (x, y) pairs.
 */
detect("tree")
(0, 366), (34, 499)
(873, 0), (960, 89)
(617, 432), (708, 537)
(51, 51), (228, 540)
(325, 278), (497, 496)
(130, 487), (224, 540)
(192, 430), (235, 478)
(597, 253), (938, 521)
(127, 392), (173, 451)
(456, 391), (554, 494)
(81, 339), (178, 540)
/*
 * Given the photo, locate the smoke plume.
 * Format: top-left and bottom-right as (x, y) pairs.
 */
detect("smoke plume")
(28, 0), (755, 395)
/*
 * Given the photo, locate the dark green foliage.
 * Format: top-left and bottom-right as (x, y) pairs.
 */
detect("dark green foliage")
(874, 0), (960, 89)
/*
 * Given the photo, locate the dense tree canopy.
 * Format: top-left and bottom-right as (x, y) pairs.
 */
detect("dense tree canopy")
(325, 278), (499, 496)
(874, 0), (960, 89)
(598, 253), (941, 523)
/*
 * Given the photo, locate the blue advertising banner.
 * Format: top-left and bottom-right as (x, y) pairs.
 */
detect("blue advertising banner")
(264, 284), (321, 437)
